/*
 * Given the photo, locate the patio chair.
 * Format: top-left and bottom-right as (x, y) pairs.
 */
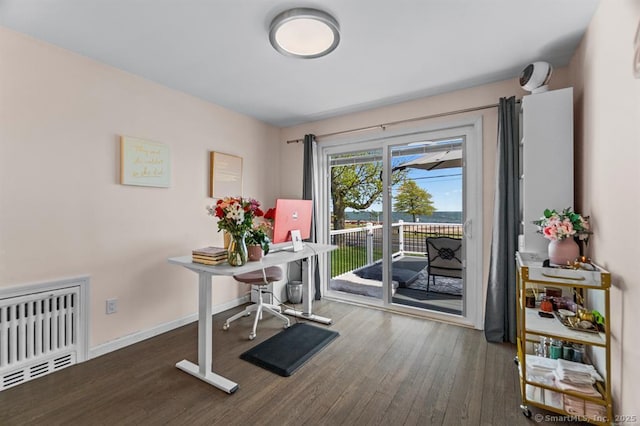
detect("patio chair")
(425, 237), (463, 292)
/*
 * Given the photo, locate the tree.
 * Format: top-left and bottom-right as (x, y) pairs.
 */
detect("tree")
(394, 180), (436, 222)
(331, 161), (406, 230)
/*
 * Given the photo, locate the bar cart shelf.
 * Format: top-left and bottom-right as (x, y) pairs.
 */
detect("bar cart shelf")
(516, 252), (612, 425)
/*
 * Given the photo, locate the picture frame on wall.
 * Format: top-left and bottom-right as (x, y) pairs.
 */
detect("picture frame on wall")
(210, 151), (243, 198)
(634, 20), (640, 78)
(120, 136), (170, 188)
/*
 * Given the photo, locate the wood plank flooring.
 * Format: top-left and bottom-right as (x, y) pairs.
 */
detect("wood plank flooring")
(0, 300), (577, 425)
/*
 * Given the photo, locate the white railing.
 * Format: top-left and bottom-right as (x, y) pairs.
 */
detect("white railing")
(330, 220), (463, 277)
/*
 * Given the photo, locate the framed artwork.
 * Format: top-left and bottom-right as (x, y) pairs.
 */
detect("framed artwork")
(120, 136), (170, 187)
(210, 151), (243, 198)
(634, 20), (640, 78)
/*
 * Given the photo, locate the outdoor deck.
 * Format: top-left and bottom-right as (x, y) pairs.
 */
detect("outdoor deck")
(329, 222), (464, 315)
(330, 255), (463, 315)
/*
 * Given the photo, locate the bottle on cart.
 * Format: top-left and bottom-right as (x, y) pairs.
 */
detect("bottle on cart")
(535, 336), (548, 357)
(572, 343), (585, 363)
(549, 339), (562, 360)
(562, 341), (574, 360)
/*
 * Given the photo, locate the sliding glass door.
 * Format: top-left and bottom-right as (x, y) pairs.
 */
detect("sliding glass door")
(320, 119), (483, 328)
(388, 139), (465, 315)
(326, 149), (384, 302)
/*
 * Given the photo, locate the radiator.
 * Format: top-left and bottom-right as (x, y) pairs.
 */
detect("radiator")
(0, 285), (82, 391)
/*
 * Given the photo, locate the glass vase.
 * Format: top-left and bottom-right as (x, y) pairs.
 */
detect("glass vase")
(227, 232), (248, 267)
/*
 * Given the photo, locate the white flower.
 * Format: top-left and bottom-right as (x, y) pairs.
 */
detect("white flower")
(226, 203), (245, 224)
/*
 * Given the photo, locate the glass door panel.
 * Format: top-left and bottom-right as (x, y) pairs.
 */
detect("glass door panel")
(327, 149), (385, 301)
(388, 139), (465, 316)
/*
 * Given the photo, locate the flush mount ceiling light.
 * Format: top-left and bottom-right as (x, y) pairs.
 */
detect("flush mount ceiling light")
(269, 8), (340, 59)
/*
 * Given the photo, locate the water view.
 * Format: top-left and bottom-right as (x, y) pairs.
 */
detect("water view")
(345, 210), (462, 224)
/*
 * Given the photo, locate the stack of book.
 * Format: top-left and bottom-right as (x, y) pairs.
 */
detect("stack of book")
(192, 246), (228, 265)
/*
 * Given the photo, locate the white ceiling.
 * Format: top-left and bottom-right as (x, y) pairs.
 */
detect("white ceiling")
(0, 0), (600, 127)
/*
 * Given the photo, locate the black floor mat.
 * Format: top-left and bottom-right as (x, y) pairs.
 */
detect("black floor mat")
(239, 323), (339, 377)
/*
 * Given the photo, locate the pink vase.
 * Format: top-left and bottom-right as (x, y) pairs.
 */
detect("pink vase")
(548, 238), (580, 265)
(247, 245), (263, 261)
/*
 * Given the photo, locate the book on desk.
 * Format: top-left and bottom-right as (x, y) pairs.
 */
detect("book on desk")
(192, 246), (227, 265)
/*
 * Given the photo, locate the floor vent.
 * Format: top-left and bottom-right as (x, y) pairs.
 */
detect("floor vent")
(1, 283), (86, 391)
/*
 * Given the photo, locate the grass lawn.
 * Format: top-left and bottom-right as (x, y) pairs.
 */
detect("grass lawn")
(331, 246), (383, 277)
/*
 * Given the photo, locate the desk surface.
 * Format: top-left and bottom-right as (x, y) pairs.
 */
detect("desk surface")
(168, 243), (336, 276)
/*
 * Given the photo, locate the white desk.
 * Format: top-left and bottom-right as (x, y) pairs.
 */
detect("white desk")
(168, 242), (336, 393)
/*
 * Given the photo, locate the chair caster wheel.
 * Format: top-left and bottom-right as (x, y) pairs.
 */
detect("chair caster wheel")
(222, 323), (229, 331)
(249, 333), (256, 340)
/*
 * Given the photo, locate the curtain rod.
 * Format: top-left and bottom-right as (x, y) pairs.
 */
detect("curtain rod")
(286, 100), (520, 144)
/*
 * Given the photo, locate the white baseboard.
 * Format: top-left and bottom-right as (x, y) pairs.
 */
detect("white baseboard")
(88, 294), (249, 360)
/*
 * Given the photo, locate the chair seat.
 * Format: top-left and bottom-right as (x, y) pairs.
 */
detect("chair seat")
(233, 266), (283, 284)
(226, 265), (289, 340)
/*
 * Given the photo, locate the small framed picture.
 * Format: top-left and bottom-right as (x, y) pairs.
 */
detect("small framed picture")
(210, 151), (242, 198)
(634, 20), (640, 78)
(120, 136), (170, 188)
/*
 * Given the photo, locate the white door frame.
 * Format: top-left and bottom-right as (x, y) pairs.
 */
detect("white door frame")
(319, 117), (483, 329)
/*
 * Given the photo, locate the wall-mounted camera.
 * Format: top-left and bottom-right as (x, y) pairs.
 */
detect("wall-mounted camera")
(519, 61), (553, 94)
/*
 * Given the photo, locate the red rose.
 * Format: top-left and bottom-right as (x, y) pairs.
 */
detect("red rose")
(264, 208), (276, 220)
(255, 208), (264, 217)
(215, 206), (224, 217)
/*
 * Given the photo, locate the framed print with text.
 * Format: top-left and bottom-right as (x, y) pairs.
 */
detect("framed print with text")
(120, 136), (170, 188)
(210, 151), (243, 198)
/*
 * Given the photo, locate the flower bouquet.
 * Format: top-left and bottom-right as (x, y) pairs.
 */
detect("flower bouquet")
(206, 197), (264, 266)
(533, 207), (591, 265)
(533, 208), (591, 241)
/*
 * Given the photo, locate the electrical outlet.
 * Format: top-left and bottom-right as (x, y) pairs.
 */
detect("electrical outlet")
(106, 298), (118, 314)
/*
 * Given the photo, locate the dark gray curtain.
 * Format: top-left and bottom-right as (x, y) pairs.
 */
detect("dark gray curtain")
(484, 96), (519, 343)
(302, 134), (321, 300)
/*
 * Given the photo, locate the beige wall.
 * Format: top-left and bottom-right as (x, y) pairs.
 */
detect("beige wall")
(0, 27), (281, 348)
(280, 70), (570, 317)
(568, 0), (640, 415)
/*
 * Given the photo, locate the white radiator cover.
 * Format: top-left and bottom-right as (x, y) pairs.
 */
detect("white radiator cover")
(0, 277), (89, 391)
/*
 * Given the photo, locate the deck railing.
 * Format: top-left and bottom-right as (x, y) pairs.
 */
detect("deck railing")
(329, 221), (463, 278)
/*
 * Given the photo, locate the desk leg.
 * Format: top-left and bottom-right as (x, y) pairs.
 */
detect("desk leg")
(176, 272), (238, 394)
(283, 256), (332, 325)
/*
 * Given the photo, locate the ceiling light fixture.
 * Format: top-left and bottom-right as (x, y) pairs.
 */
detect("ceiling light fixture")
(269, 8), (340, 59)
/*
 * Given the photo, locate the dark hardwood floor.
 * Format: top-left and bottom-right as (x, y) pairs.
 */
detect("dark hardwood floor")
(0, 300), (576, 425)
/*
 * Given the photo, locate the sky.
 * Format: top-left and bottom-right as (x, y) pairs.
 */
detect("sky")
(336, 144), (464, 214)
(403, 167), (462, 212)
(366, 167), (462, 213)
(389, 140), (464, 213)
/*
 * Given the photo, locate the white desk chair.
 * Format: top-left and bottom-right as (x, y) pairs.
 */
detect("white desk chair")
(223, 266), (290, 340)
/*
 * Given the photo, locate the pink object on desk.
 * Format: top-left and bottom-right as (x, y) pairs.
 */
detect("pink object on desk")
(271, 199), (312, 244)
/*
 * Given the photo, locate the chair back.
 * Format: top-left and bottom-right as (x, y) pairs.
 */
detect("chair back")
(426, 237), (463, 278)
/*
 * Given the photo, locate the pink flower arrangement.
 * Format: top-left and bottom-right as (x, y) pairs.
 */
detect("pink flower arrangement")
(533, 208), (591, 241)
(206, 196), (263, 236)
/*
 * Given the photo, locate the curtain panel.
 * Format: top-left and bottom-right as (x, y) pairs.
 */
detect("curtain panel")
(484, 96), (519, 343)
(302, 134), (322, 300)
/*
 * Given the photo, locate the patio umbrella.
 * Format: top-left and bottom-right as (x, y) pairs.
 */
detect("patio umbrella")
(393, 148), (463, 171)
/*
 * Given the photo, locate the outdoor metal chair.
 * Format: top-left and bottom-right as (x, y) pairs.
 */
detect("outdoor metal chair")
(425, 237), (463, 292)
